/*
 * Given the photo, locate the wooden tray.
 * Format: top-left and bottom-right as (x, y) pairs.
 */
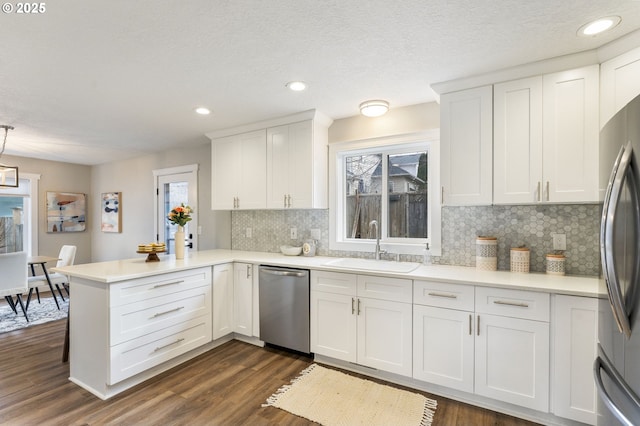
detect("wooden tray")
(137, 249), (166, 262)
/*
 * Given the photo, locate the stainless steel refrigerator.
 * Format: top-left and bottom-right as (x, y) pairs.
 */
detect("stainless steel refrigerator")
(595, 93), (640, 425)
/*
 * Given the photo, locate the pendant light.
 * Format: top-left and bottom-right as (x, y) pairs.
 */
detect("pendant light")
(0, 125), (18, 188)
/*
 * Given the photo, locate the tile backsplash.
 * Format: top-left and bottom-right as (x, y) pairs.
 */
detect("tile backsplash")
(231, 204), (601, 276)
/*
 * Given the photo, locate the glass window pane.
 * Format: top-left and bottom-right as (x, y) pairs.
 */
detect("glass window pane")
(345, 153), (382, 239)
(387, 151), (428, 238)
(0, 196), (24, 253)
(163, 181), (189, 254)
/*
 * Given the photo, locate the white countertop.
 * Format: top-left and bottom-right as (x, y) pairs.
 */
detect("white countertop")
(54, 249), (605, 297)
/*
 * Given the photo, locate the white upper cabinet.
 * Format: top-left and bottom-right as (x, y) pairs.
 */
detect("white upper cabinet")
(542, 65), (599, 203)
(494, 65), (599, 204)
(601, 46), (640, 127)
(440, 85), (493, 206)
(209, 110), (331, 210)
(267, 120), (328, 209)
(211, 130), (267, 210)
(493, 77), (544, 204)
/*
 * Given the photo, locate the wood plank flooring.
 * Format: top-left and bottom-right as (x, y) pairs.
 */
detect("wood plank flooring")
(0, 303), (540, 425)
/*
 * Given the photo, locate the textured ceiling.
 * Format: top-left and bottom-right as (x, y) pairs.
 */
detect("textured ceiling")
(1, 0), (640, 165)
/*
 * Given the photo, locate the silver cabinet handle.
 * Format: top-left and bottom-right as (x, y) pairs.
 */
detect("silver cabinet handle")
(246, 264), (251, 279)
(152, 306), (184, 318)
(477, 315), (480, 336)
(427, 292), (457, 299)
(154, 337), (185, 352)
(441, 186), (444, 205)
(283, 194), (287, 208)
(546, 181), (550, 201)
(468, 314), (472, 336)
(352, 297), (355, 315)
(153, 280), (184, 289)
(537, 181), (541, 202)
(357, 298), (361, 315)
(601, 142), (635, 338)
(287, 194), (291, 208)
(493, 300), (529, 308)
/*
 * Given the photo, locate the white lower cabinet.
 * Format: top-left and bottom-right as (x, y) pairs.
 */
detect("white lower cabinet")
(233, 263), (253, 337)
(552, 295), (597, 425)
(310, 271), (412, 376)
(413, 282), (550, 413)
(212, 263), (234, 340)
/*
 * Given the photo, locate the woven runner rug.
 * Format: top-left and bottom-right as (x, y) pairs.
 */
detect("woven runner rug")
(0, 296), (68, 334)
(263, 363), (437, 426)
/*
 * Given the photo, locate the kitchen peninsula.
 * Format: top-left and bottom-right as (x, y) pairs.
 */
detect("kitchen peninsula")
(55, 249), (602, 425)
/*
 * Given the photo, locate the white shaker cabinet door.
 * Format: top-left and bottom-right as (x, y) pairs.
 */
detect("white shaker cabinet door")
(542, 65), (599, 203)
(212, 263), (234, 340)
(413, 305), (474, 393)
(233, 263), (253, 337)
(600, 46), (640, 127)
(475, 313), (550, 412)
(440, 85), (493, 206)
(310, 290), (357, 362)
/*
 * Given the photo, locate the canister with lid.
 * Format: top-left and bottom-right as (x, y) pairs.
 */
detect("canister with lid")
(546, 253), (566, 275)
(510, 247), (530, 273)
(476, 236), (497, 271)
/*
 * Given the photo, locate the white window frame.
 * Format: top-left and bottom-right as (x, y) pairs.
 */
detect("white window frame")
(329, 131), (441, 256)
(0, 172), (40, 255)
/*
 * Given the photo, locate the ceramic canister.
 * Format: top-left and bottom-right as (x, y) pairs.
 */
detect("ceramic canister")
(546, 253), (566, 275)
(510, 247), (530, 273)
(476, 236), (497, 271)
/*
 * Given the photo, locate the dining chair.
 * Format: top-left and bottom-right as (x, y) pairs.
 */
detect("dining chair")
(0, 251), (29, 322)
(26, 245), (76, 309)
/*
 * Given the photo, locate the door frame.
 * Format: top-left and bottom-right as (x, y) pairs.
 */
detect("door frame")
(153, 164), (199, 253)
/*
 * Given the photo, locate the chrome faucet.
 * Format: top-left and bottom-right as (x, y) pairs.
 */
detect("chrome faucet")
(369, 220), (387, 260)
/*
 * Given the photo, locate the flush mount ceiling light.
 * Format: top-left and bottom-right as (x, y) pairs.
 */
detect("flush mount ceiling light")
(359, 100), (389, 117)
(286, 81), (307, 91)
(0, 125), (18, 188)
(578, 16), (621, 37)
(194, 107), (211, 115)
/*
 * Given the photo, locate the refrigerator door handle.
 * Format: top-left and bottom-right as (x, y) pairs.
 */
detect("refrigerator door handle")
(601, 142), (635, 338)
(594, 350), (640, 426)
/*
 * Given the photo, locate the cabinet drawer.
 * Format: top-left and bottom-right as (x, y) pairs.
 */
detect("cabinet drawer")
(110, 267), (211, 307)
(109, 316), (212, 384)
(414, 280), (474, 311)
(311, 271), (357, 296)
(475, 287), (549, 322)
(110, 286), (212, 345)
(357, 275), (412, 303)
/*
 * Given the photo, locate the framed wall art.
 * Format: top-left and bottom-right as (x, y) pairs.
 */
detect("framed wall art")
(101, 192), (122, 233)
(46, 191), (86, 232)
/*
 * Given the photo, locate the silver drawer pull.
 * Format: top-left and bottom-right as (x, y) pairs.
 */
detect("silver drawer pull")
(493, 300), (529, 308)
(153, 280), (184, 288)
(427, 292), (457, 299)
(154, 337), (185, 352)
(152, 306), (184, 318)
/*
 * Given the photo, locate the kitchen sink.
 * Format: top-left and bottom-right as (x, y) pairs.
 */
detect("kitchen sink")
(323, 257), (420, 273)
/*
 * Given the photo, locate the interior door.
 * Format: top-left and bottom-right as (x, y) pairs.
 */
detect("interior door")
(155, 165), (198, 255)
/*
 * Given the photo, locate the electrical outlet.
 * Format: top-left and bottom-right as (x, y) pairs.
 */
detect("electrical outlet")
(246, 228), (252, 238)
(197, 225), (202, 235)
(552, 233), (566, 250)
(290, 227), (297, 240)
(310, 228), (321, 240)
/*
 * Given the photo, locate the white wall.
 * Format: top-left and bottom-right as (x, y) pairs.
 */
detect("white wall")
(1, 154), (93, 265)
(329, 102), (439, 144)
(90, 142), (231, 262)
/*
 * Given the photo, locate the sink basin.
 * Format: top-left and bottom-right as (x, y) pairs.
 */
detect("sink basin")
(323, 258), (420, 273)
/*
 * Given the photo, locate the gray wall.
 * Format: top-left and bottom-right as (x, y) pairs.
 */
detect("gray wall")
(1, 154), (92, 265)
(90, 142), (231, 262)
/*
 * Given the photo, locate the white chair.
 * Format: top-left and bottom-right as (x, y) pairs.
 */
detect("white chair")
(0, 251), (29, 322)
(27, 245), (76, 310)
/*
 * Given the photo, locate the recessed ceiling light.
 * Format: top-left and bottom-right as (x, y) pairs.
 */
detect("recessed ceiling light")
(359, 100), (389, 117)
(578, 16), (621, 37)
(286, 81), (307, 91)
(194, 107), (211, 115)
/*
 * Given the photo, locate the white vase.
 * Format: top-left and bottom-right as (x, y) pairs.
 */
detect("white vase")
(174, 226), (185, 260)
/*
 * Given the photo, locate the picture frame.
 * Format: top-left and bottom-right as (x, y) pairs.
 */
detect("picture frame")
(101, 192), (122, 233)
(46, 191), (86, 233)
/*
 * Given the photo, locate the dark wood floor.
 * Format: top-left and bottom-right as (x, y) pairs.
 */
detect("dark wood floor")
(0, 299), (540, 425)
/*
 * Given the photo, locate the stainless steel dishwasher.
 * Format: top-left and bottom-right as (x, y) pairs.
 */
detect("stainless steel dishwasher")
(259, 265), (310, 354)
